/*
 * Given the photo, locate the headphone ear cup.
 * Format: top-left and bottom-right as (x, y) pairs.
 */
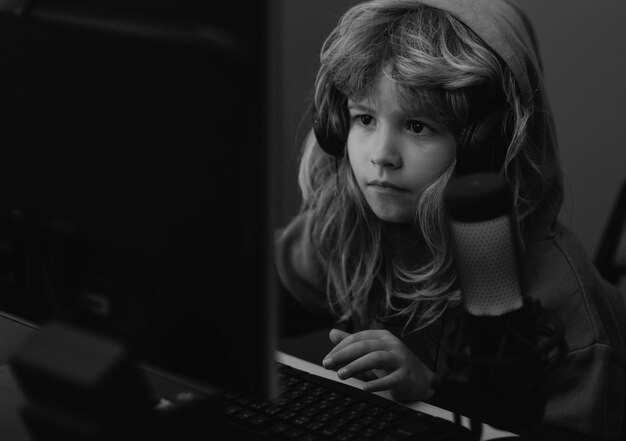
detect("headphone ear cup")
(456, 109), (506, 176)
(312, 109), (347, 158)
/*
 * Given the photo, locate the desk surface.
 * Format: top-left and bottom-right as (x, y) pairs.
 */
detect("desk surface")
(0, 312), (516, 440)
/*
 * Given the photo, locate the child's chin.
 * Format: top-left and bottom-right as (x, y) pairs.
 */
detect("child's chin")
(363, 192), (412, 223)
(371, 209), (411, 224)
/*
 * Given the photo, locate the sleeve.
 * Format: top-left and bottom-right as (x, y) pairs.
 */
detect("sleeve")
(274, 214), (333, 318)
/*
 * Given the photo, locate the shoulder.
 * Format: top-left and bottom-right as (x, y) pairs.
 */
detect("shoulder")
(525, 221), (626, 359)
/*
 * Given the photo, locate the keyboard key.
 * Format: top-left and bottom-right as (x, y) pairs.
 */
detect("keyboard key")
(249, 414), (272, 428)
(284, 427), (307, 439)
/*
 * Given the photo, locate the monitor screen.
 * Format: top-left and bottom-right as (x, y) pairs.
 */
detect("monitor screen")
(0, 0), (278, 399)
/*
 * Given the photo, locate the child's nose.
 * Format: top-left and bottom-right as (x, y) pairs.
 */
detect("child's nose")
(370, 130), (401, 168)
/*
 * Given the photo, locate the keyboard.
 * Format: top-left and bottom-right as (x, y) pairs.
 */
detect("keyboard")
(143, 361), (471, 440)
(220, 362), (470, 441)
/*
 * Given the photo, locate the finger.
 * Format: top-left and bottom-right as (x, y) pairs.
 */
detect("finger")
(336, 350), (397, 380)
(328, 328), (350, 345)
(323, 329), (351, 367)
(326, 329), (391, 358)
(354, 370), (378, 382)
(324, 337), (391, 369)
(362, 370), (402, 393)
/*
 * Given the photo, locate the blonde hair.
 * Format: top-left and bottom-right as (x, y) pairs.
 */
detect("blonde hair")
(298, 1), (542, 333)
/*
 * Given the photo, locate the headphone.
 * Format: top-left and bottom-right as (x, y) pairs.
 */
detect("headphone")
(313, 101), (507, 176)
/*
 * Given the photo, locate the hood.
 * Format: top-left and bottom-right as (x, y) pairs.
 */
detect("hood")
(418, 0), (564, 239)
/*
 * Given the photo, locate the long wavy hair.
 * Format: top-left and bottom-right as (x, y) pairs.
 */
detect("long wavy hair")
(298, 1), (542, 334)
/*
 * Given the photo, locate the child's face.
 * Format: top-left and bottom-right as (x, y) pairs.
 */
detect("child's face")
(347, 74), (456, 224)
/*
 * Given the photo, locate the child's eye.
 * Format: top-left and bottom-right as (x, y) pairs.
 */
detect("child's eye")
(407, 120), (430, 134)
(355, 114), (373, 126)
(407, 121), (427, 134)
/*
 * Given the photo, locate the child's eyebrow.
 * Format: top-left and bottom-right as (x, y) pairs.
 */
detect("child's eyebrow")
(347, 101), (374, 112)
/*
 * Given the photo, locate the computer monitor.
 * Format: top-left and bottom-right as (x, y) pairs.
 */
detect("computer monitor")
(0, 0), (278, 400)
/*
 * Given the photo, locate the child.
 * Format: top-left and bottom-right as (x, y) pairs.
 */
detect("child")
(275, 0), (626, 439)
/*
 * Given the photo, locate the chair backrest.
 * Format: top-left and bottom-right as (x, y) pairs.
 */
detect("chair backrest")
(594, 179), (626, 286)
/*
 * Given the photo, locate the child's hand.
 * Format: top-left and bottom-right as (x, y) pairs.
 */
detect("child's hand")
(322, 328), (434, 402)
